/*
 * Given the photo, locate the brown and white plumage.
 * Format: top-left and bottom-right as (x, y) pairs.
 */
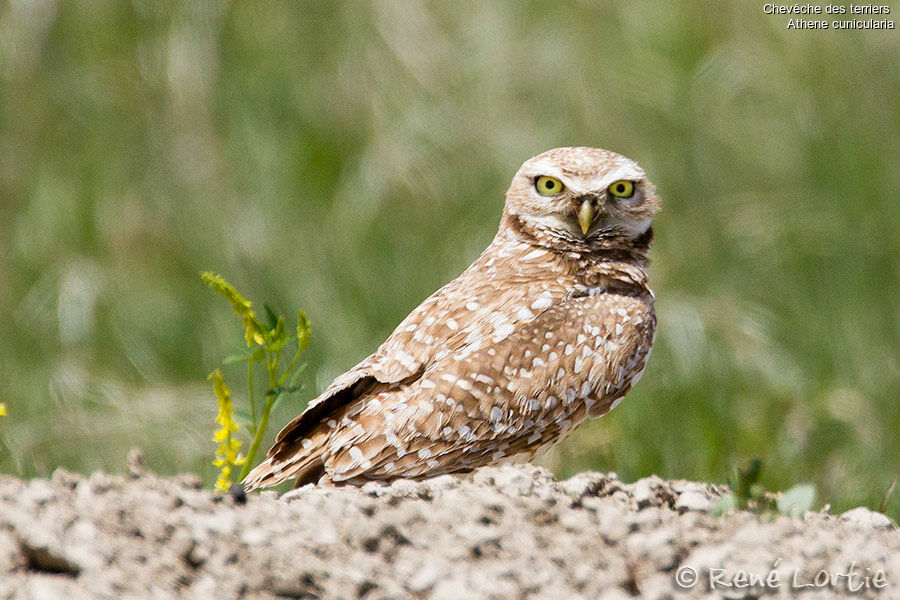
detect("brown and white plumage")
(244, 147), (660, 489)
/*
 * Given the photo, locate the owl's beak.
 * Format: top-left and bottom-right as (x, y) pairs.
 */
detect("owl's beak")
(578, 199), (595, 236)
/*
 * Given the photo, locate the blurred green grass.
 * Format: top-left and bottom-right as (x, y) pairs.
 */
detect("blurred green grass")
(0, 1), (897, 518)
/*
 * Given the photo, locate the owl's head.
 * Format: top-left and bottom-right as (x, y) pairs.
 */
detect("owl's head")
(502, 147), (660, 253)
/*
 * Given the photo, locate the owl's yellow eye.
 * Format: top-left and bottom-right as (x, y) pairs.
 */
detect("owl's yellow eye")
(608, 180), (635, 198)
(535, 176), (564, 196)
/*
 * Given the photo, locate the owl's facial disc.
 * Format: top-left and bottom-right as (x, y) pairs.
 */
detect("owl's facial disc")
(504, 147), (660, 247)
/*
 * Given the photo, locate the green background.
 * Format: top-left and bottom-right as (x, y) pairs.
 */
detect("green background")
(1, 2), (897, 518)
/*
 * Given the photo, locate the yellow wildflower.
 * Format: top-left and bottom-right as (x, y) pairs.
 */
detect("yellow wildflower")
(209, 369), (247, 491)
(201, 272), (267, 346)
(0, 403), (6, 416)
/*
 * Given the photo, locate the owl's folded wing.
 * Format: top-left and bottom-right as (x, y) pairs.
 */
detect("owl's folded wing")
(319, 291), (655, 483)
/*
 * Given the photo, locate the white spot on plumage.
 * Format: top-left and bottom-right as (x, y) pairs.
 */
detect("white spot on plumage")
(493, 322), (515, 342)
(631, 366), (647, 386)
(396, 349), (416, 369)
(522, 248), (547, 261)
(348, 446), (371, 470)
(531, 291), (553, 310)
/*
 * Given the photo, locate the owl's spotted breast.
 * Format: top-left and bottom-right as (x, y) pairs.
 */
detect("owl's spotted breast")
(244, 147), (660, 490)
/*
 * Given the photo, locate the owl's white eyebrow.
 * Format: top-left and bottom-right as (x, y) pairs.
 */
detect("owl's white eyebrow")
(600, 164), (645, 185)
(524, 165), (566, 181)
(569, 168), (645, 196)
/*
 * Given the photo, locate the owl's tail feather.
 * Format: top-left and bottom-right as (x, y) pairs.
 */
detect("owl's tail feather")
(242, 425), (330, 491)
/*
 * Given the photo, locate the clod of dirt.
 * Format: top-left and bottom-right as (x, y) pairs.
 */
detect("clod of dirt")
(0, 464), (896, 599)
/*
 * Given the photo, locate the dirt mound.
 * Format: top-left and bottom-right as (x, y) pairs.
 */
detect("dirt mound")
(0, 464), (895, 599)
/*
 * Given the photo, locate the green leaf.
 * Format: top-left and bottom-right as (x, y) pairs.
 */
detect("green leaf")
(710, 493), (738, 517)
(296, 310), (311, 354)
(263, 303), (279, 330)
(224, 350), (257, 364)
(735, 458), (762, 503)
(266, 316), (289, 352)
(288, 362), (307, 386)
(271, 385), (303, 412)
(233, 409), (253, 423)
(777, 483), (816, 517)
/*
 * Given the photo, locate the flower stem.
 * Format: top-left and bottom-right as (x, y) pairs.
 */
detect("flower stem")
(239, 390), (280, 481)
(248, 360), (257, 435)
(239, 351), (282, 481)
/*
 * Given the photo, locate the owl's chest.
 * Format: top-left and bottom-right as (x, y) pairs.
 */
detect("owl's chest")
(538, 289), (655, 417)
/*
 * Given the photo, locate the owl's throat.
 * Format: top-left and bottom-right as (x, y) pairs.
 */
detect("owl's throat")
(501, 210), (653, 265)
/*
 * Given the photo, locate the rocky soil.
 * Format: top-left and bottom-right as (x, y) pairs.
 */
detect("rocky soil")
(0, 463), (896, 600)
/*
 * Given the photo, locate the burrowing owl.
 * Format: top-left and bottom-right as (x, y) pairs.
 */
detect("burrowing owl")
(244, 147), (659, 489)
